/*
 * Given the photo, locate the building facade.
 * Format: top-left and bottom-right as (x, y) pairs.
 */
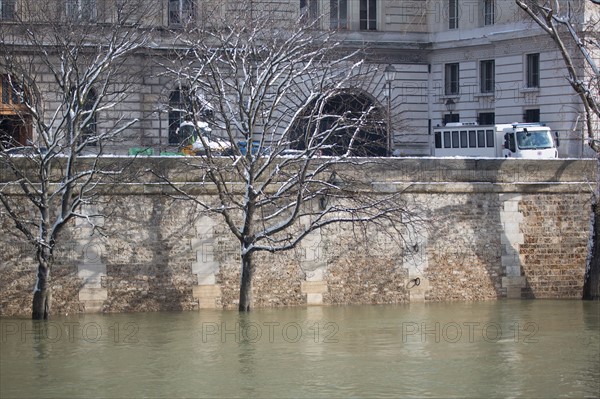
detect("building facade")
(0, 0), (597, 157)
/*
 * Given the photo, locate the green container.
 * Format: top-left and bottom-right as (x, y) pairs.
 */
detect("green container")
(128, 147), (154, 156)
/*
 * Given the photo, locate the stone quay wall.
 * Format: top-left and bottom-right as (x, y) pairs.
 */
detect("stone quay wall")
(0, 158), (596, 316)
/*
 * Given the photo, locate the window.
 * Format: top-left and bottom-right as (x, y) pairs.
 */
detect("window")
(443, 113), (459, 125)
(486, 129), (494, 147)
(434, 131), (442, 148)
(468, 130), (476, 147)
(460, 130), (467, 147)
(81, 88), (97, 145)
(330, 0), (347, 30)
(506, 133), (516, 152)
(445, 63), (460, 95)
(449, 0), (458, 29)
(516, 130), (552, 149)
(0, 74), (32, 148)
(524, 109), (540, 123)
(480, 60), (495, 93)
(1, 74), (28, 109)
(360, 0), (376, 30)
(451, 131), (459, 148)
(478, 112), (495, 125)
(526, 53), (540, 88)
(168, 86), (192, 145)
(66, 0), (97, 21)
(169, 0), (195, 26)
(483, 0), (494, 26)
(300, 0), (319, 24)
(477, 130), (485, 147)
(443, 131), (451, 148)
(0, 0), (16, 21)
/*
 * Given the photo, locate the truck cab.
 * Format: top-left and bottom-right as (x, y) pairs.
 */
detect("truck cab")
(502, 123), (559, 159)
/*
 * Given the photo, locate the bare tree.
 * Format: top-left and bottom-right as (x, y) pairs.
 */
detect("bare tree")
(157, 3), (420, 311)
(515, 0), (600, 298)
(0, 0), (156, 319)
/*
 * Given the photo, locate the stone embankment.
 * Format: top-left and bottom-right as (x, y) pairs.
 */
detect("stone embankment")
(0, 158), (595, 315)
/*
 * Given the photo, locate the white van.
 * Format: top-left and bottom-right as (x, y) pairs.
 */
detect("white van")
(433, 123), (559, 158)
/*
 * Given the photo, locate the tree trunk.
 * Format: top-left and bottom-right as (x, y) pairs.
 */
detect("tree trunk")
(32, 263), (51, 320)
(239, 253), (253, 312)
(582, 202), (599, 300)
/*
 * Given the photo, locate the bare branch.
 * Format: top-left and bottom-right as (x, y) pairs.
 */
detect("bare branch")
(0, 0), (157, 319)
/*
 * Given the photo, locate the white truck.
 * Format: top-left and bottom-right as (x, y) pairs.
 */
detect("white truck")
(432, 122), (559, 158)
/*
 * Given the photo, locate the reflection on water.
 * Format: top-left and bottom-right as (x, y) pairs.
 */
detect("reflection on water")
(1, 300), (598, 398)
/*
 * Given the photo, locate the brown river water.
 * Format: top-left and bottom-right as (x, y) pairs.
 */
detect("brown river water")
(1, 300), (598, 398)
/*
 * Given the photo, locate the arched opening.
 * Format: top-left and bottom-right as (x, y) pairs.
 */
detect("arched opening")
(0, 74), (32, 148)
(168, 85), (192, 145)
(291, 89), (386, 156)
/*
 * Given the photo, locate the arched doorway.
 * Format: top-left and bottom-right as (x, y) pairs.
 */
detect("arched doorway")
(291, 89), (386, 156)
(0, 74), (32, 148)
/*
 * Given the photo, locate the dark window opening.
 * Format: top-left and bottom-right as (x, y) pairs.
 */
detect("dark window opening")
(169, 0), (195, 26)
(360, 0), (376, 30)
(524, 109), (540, 123)
(435, 131), (442, 148)
(506, 133), (516, 152)
(445, 63), (459, 95)
(480, 60), (495, 93)
(477, 130), (485, 147)
(478, 112), (495, 125)
(468, 130), (476, 147)
(460, 130), (467, 148)
(443, 113), (459, 125)
(1, 0), (16, 20)
(0, 115), (32, 148)
(449, 0), (458, 29)
(66, 0), (97, 21)
(443, 131), (451, 148)
(168, 86), (193, 145)
(526, 53), (540, 88)
(330, 0), (347, 29)
(451, 131), (459, 148)
(300, 0), (319, 24)
(485, 129), (494, 147)
(0, 74), (31, 149)
(483, 0), (494, 26)
(81, 88), (97, 145)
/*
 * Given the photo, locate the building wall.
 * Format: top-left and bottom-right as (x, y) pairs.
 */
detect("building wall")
(0, 158), (595, 316)
(1, 0), (596, 158)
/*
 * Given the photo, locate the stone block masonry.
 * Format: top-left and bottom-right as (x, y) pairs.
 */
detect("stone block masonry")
(74, 206), (108, 313)
(0, 158), (595, 316)
(500, 193), (526, 298)
(518, 194), (591, 298)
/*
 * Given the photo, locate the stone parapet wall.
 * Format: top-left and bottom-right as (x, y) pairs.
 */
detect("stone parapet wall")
(0, 158), (595, 316)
